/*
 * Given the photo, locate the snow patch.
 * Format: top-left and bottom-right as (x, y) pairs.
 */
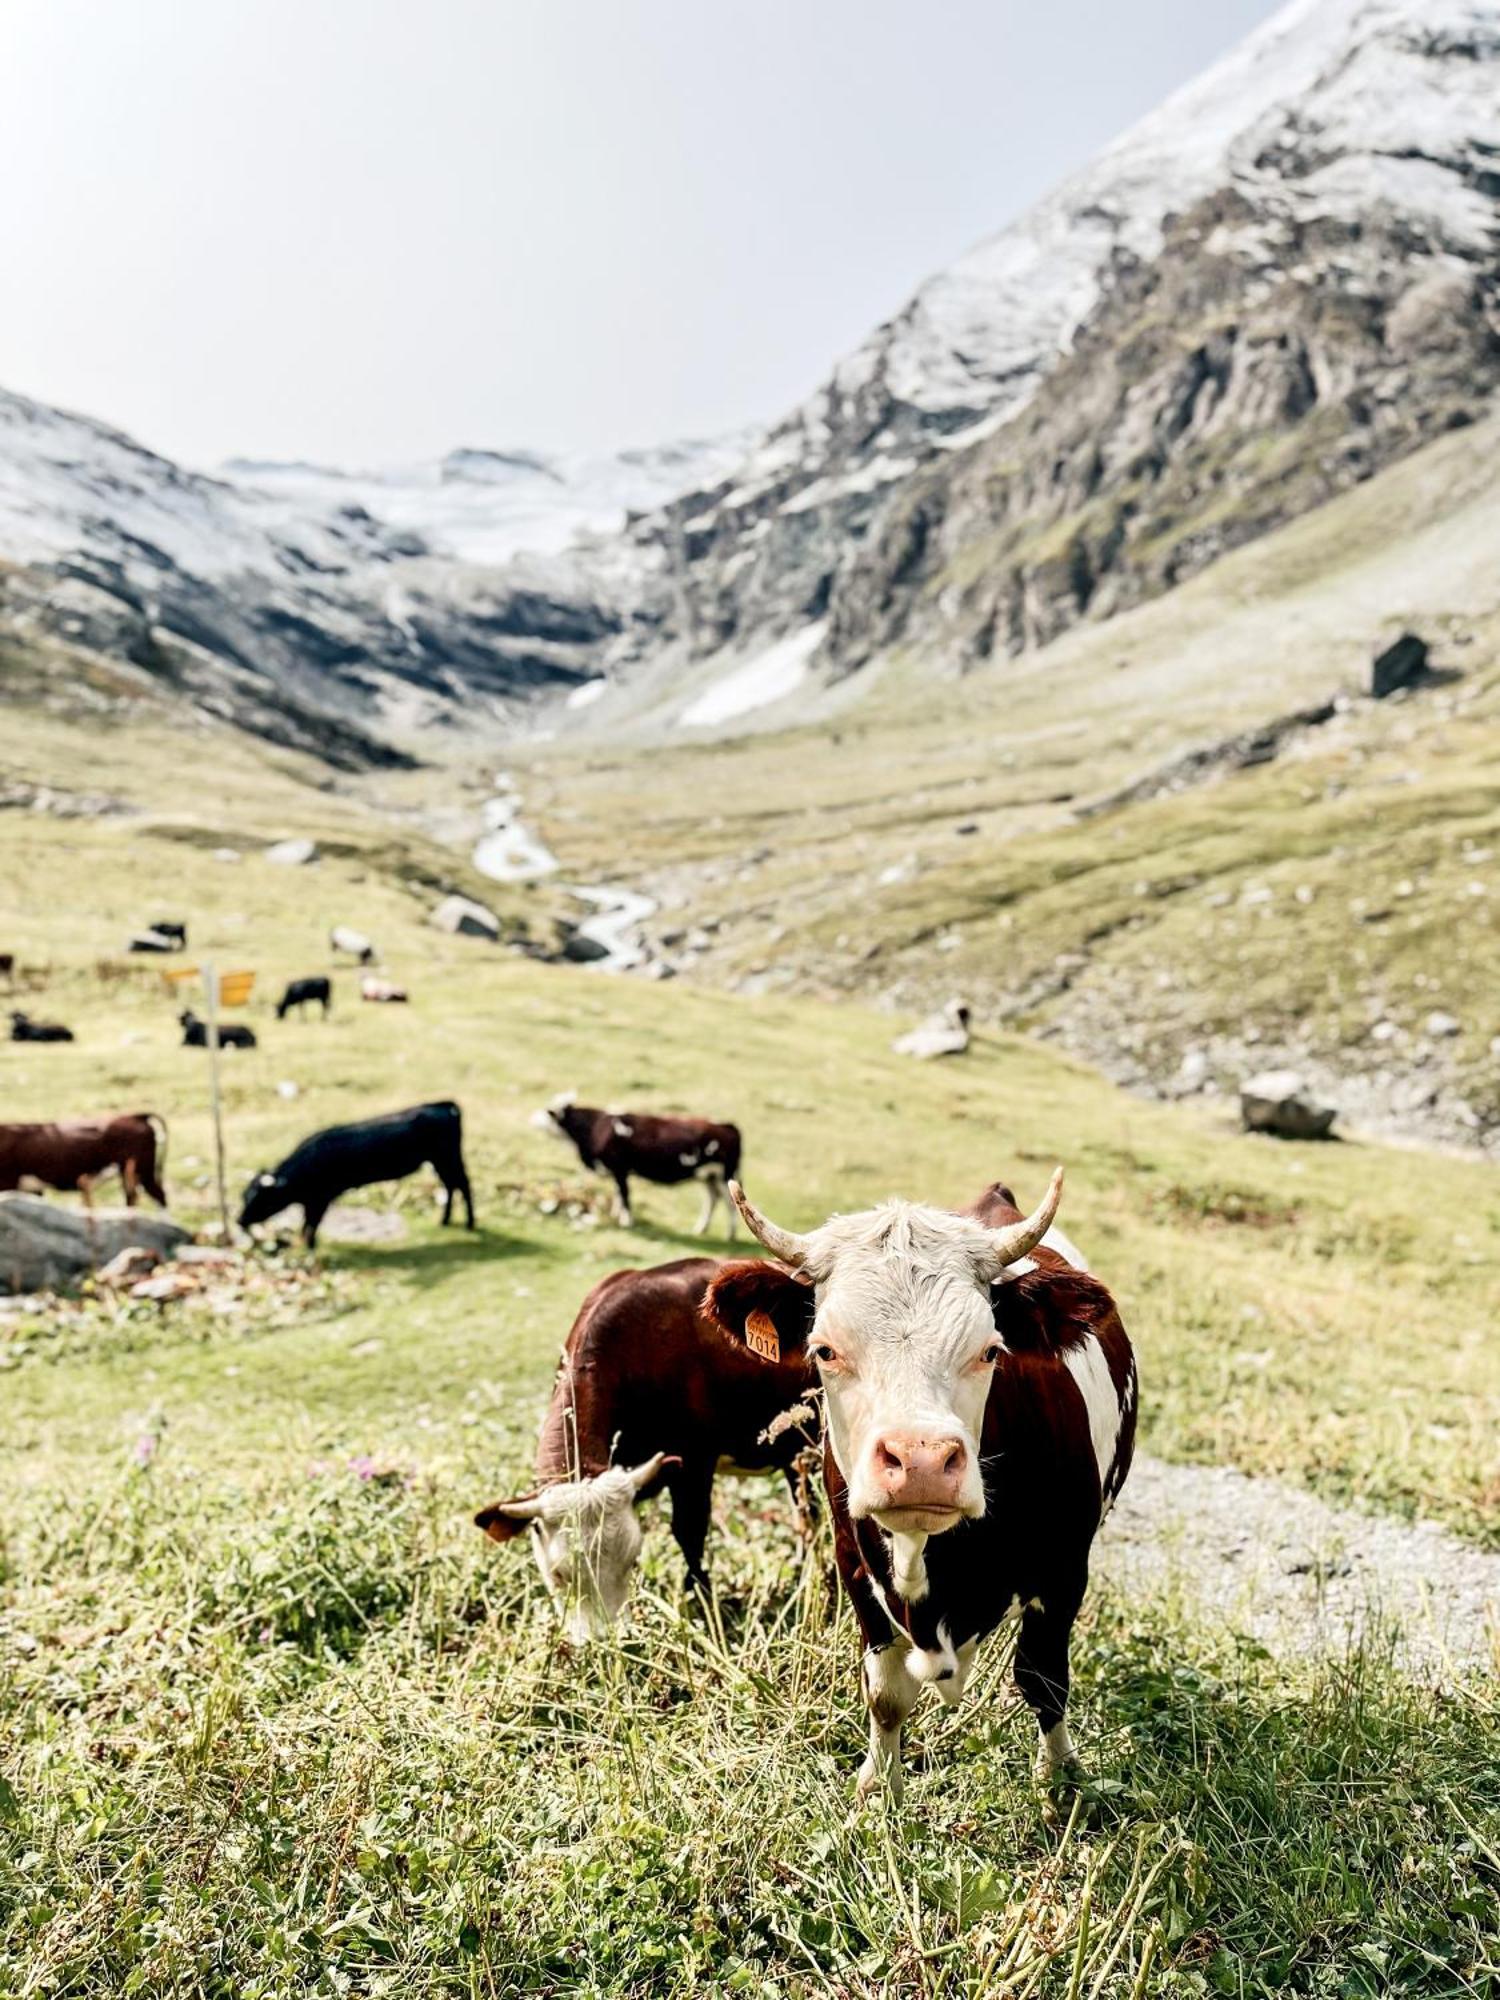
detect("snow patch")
(678, 623), (826, 729)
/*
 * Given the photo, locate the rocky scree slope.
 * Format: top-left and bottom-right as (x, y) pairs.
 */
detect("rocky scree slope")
(621, 0), (1500, 705)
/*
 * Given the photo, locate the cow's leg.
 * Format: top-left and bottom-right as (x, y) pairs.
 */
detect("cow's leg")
(858, 1644), (921, 1802)
(693, 1173), (716, 1236)
(439, 1172), (455, 1226)
(121, 1157), (140, 1207)
(611, 1172), (634, 1228)
(302, 1202), (328, 1250)
(458, 1166), (475, 1229)
(77, 1174), (96, 1210)
(667, 1460), (715, 1593)
(142, 1169), (168, 1208)
(1015, 1598), (1084, 1785)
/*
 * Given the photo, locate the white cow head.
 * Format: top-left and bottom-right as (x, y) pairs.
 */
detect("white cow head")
(474, 1451), (676, 1643)
(707, 1173), (1062, 1535)
(530, 1089), (577, 1141)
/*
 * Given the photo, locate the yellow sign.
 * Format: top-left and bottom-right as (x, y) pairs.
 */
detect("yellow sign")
(159, 967), (256, 1006)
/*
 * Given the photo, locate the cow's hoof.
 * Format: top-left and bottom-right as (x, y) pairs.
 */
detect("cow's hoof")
(1038, 1758), (1087, 1824)
(856, 1759), (903, 1805)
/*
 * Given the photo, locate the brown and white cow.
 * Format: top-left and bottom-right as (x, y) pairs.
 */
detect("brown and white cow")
(474, 1257), (816, 1641)
(534, 1093), (742, 1235)
(703, 1171), (1136, 1800)
(0, 1114), (171, 1208)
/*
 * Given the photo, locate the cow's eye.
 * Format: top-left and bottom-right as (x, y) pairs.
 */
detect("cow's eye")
(981, 1343), (1002, 1365)
(810, 1342), (841, 1368)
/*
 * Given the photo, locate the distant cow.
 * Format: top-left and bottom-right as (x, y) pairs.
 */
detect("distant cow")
(9, 1010), (74, 1043)
(276, 976), (332, 1019)
(360, 975), (408, 1004)
(706, 1172), (1136, 1801)
(0, 1113), (169, 1206)
(0, 953), (14, 985)
(535, 1092), (741, 1233)
(148, 921), (187, 947)
(475, 1257), (817, 1640)
(330, 925), (376, 965)
(128, 930), (180, 954)
(239, 1100), (474, 1248)
(179, 1010), (257, 1050)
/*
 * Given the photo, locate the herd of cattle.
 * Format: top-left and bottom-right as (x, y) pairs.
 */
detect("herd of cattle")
(6, 929), (1138, 1799)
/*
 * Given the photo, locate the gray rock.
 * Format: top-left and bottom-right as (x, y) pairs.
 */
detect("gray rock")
(1240, 1070), (1337, 1141)
(430, 894), (501, 941)
(1370, 632), (1429, 700)
(265, 838), (318, 866)
(0, 1196), (192, 1295)
(893, 998), (972, 1060)
(1424, 1010), (1461, 1038)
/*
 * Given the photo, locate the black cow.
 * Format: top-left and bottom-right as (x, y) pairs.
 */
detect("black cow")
(129, 930), (180, 954)
(239, 1100), (475, 1247)
(179, 1010), (257, 1049)
(10, 1010), (74, 1043)
(276, 976), (332, 1020)
(149, 921), (188, 947)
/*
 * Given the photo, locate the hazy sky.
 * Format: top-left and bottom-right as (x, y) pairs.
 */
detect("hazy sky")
(1, 0), (1284, 470)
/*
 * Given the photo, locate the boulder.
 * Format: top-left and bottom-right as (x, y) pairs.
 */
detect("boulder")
(1370, 633), (1429, 700)
(893, 998), (972, 1060)
(430, 894), (502, 941)
(266, 837), (318, 866)
(0, 1196), (192, 1295)
(1239, 1070), (1337, 1141)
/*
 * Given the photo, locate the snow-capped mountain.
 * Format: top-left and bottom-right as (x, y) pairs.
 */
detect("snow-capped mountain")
(0, 387), (739, 762)
(220, 434), (753, 568)
(621, 0), (1500, 722)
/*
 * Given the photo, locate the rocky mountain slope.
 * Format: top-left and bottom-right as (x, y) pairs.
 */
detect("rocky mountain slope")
(0, 389), (737, 767)
(610, 0), (1500, 724)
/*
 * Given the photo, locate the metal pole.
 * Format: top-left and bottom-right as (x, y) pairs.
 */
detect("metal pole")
(203, 959), (231, 1242)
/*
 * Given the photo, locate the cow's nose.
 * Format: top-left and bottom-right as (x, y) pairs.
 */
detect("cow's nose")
(871, 1433), (968, 1508)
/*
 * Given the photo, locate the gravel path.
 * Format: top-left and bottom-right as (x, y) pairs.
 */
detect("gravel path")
(1100, 1455), (1499, 1678)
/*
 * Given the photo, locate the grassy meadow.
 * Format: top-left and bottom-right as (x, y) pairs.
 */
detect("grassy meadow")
(2, 694), (1499, 1993)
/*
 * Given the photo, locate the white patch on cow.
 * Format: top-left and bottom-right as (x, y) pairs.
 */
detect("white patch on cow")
(886, 1529), (929, 1603)
(934, 1635), (979, 1707)
(1041, 1224), (1088, 1271)
(906, 1619), (958, 1685)
(1038, 1716), (1077, 1778)
(612, 1118), (632, 1138)
(679, 1152), (698, 1167)
(1062, 1331), (1124, 1498)
(704, 1138), (719, 1157)
(523, 1467), (649, 1643)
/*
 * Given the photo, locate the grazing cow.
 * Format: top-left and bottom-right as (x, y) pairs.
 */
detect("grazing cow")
(704, 1171), (1136, 1801)
(330, 925), (376, 964)
(359, 975), (408, 1003)
(239, 1100), (474, 1248)
(276, 976), (332, 1019)
(9, 1010), (74, 1043)
(474, 1257), (817, 1640)
(0, 1113), (169, 1206)
(179, 1010), (257, 1050)
(128, 930), (180, 954)
(534, 1092), (741, 1233)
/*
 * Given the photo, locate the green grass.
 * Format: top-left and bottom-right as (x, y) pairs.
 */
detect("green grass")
(4, 642), (1500, 1992)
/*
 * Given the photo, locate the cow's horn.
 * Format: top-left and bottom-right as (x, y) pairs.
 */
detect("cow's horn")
(981, 1166), (1064, 1276)
(729, 1182), (816, 1269)
(625, 1450), (680, 1496)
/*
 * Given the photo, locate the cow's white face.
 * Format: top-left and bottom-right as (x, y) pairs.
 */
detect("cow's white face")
(475, 1452), (672, 1644)
(799, 1206), (1009, 1530)
(720, 1174), (1063, 1539)
(530, 1090), (576, 1142)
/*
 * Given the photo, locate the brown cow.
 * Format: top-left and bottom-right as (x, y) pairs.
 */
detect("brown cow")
(474, 1257), (816, 1640)
(0, 1114), (170, 1208)
(534, 1092), (742, 1234)
(704, 1172), (1136, 1800)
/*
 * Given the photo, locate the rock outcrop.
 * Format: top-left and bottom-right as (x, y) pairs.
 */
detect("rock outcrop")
(0, 1195), (192, 1294)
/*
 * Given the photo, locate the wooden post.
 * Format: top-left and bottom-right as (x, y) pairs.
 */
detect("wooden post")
(203, 960), (231, 1242)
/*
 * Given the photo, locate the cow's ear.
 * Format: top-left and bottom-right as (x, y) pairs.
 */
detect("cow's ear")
(474, 1495), (544, 1544)
(702, 1260), (815, 1362)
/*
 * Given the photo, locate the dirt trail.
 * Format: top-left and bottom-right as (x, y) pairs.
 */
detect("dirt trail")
(1102, 1454), (1499, 1677)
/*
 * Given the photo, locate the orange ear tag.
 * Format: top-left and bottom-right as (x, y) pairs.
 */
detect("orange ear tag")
(745, 1310), (781, 1362)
